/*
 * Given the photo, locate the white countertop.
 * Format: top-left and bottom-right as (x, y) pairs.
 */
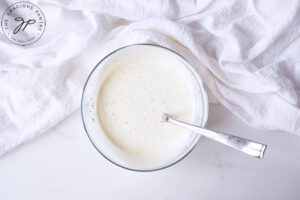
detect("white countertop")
(0, 104), (299, 200)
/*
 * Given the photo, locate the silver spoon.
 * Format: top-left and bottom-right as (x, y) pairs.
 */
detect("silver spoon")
(161, 113), (267, 159)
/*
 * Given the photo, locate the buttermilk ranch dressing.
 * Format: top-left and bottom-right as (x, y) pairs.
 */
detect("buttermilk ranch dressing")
(85, 45), (206, 169)
(97, 50), (196, 158)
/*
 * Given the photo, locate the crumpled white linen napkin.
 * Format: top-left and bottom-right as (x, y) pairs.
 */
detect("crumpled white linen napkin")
(0, 0), (299, 155)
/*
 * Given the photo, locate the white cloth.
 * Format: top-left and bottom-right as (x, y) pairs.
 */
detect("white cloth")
(1, 0), (300, 155)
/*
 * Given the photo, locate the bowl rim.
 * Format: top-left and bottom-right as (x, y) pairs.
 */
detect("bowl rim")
(81, 43), (209, 172)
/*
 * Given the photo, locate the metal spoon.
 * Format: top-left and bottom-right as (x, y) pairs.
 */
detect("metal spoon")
(161, 113), (267, 159)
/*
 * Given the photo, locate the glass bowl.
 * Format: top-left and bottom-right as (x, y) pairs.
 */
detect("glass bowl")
(81, 44), (209, 172)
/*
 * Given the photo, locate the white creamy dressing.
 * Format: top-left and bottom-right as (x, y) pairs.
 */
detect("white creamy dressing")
(92, 45), (204, 169)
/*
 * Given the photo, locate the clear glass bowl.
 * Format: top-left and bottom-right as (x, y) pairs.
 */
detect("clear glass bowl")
(81, 44), (209, 172)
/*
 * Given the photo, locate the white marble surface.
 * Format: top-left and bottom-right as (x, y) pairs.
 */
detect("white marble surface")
(0, 104), (299, 200)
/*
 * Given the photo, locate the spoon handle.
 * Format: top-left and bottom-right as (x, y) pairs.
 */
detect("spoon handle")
(166, 116), (267, 159)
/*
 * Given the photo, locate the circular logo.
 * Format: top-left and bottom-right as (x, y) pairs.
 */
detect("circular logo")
(1, 1), (46, 46)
